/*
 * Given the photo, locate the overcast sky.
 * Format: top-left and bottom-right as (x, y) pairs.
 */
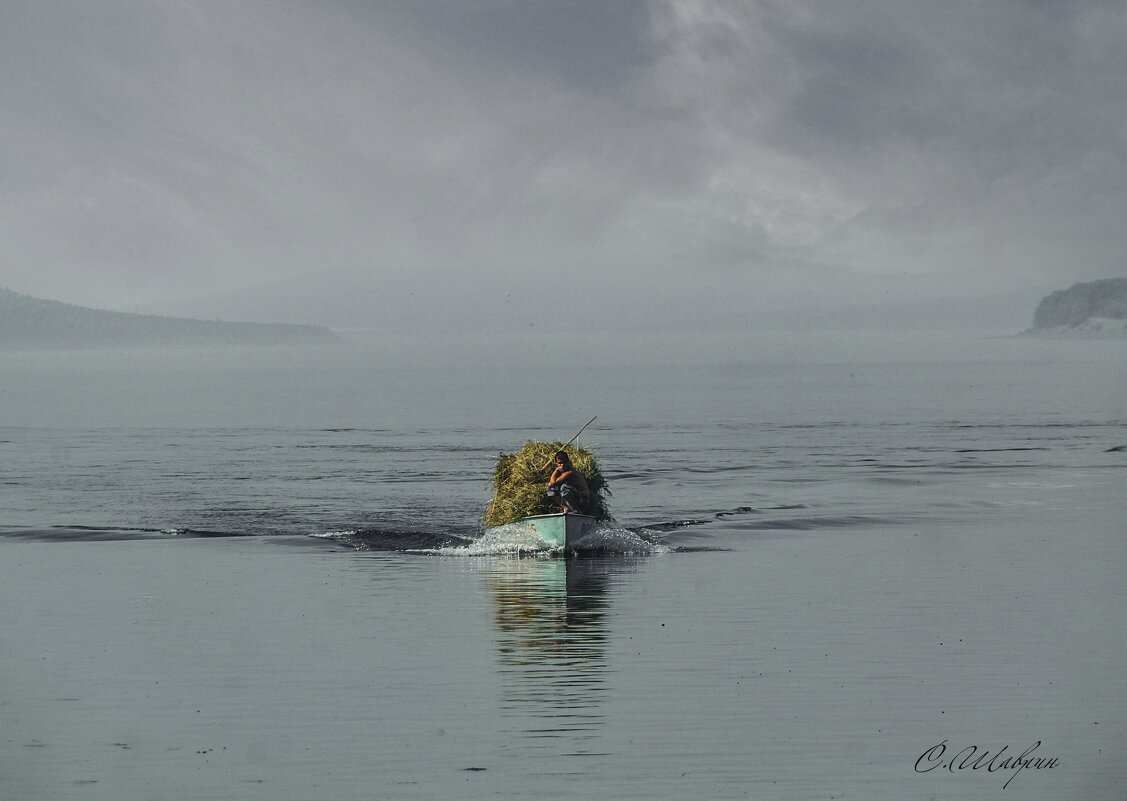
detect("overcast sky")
(1, 0), (1124, 327)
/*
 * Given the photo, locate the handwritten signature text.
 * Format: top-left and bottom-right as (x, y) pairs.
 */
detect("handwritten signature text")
(915, 740), (1059, 790)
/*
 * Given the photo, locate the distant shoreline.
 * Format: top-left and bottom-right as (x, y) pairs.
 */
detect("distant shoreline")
(0, 288), (339, 349)
(1018, 326), (1127, 339)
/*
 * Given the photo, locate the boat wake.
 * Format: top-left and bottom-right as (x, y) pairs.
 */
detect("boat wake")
(432, 520), (672, 557)
(311, 528), (474, 552)
(0, 525), (250, 541)
(314, 521), (673, 556)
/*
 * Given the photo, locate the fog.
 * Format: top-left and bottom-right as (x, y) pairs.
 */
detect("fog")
(2, 1), (1125, 337)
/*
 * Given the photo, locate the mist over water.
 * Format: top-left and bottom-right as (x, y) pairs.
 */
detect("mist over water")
(2, 329), (1123, 456)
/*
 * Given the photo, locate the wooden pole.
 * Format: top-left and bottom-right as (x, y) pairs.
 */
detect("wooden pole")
(542, 416), (597, 468)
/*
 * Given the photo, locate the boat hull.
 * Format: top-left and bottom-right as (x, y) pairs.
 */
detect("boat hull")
(520, 513), (597, 549)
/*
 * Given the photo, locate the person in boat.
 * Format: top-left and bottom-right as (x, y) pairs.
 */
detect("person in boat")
(544, 451), (590, 515)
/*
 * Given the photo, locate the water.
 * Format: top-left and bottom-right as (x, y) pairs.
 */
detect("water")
(2, 331), (1125, 799)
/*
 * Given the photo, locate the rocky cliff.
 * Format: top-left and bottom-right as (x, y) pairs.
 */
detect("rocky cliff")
(1029, 278), (1127, 333)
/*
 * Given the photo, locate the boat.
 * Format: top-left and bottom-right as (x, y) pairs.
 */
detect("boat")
(519, 512), (598, 550)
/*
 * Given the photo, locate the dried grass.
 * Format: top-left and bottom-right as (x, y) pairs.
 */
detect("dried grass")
(483, 440), (611, 527)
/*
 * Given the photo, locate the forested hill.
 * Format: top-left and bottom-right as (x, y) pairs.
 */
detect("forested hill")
(0, 288), (338, 348)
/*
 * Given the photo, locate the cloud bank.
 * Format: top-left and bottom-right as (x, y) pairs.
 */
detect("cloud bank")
(1, 0), (1124, 327)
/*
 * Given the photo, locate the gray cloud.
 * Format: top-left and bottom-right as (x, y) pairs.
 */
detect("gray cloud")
(363, 0), (655, 91)
(0, 0), (1123, 324)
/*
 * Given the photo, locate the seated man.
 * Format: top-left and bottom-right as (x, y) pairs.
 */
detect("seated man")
(544, 451), (591, 515)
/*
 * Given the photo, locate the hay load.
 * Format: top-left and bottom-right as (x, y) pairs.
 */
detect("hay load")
(483, 440), (611, 527)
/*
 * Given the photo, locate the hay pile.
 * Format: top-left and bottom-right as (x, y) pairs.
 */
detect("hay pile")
(483, 440), (611, 527)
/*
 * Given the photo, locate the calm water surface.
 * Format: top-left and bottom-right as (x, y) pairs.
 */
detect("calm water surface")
(2, 332), (1125, 799)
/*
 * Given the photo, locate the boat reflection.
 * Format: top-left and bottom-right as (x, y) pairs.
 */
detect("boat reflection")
(483, 557), (633, 756)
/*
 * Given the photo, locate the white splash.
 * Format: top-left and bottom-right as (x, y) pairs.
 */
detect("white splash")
(427, 521), (670, 557)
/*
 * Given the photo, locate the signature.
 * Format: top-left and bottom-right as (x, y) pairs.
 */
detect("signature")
(915, 740), (1060, 790)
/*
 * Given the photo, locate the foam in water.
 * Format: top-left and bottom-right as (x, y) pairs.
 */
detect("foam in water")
(313, 530), (356, 540)
(429, 521), (670, 557)
(430, 522), (553, 556)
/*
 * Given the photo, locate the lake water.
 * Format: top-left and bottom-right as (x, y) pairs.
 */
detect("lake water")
(2, 330), (1125, 800)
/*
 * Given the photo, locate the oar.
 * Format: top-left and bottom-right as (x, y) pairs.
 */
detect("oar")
(541, 416), (597, 469)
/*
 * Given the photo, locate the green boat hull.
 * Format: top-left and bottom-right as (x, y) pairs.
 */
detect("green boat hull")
(520, 513), (597, 549)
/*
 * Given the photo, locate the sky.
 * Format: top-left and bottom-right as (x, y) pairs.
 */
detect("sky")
(1, 0), (1125, 331)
